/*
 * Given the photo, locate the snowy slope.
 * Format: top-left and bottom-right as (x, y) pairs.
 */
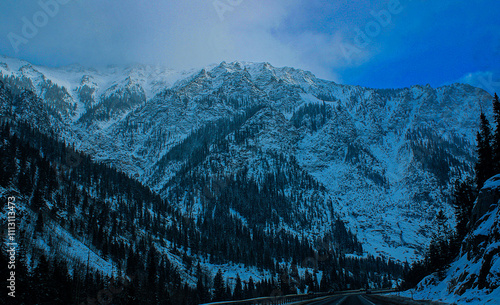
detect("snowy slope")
(402, 175), (500, 304)
(0, 55), (494, 263)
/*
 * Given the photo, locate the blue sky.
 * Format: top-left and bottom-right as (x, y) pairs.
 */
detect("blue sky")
(0, 0), (499, 93)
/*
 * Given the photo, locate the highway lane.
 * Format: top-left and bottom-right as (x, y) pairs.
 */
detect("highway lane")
(305, 294), (404, 305)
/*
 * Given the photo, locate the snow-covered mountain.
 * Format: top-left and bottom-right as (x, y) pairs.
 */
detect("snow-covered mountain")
(405, 174), (500, 304)
(0, 54), (493, 263)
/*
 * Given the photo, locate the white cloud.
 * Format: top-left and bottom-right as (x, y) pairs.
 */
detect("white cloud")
(0, 0), (365, 81)
(2, 0), (495, 90)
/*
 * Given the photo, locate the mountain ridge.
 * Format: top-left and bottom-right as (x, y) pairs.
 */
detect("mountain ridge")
(0, 55), (494, 263)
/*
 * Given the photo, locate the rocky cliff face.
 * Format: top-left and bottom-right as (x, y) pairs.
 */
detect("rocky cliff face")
(0, 55), (494, 262)
(471, 176), (500, 227)
(411, 175), (500, 304)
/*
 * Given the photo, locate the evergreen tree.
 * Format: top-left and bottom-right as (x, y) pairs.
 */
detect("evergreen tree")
(475, 112), (494, 188)
(213, 269), (225, 302)
(435, 210), (449, 239)
(32, 186), (45, 211)
(126, 248), (138, 276)
(233, 274), (243, 300)
(147, 245), (158, 286)
(196, 274), (207, 304)
(34, 255), (53, 303)
(226, 284), (232, 301)
(35, 211), (44, 233)
(492, 93), (500, 171)
(452, 178), (477, 239)
(304, 269), (315, 292)
(246, 276), (255, 299)
(319, 273), (330, 292)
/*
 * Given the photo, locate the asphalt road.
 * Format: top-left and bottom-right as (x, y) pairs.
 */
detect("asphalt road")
(305, 294), (412, 305)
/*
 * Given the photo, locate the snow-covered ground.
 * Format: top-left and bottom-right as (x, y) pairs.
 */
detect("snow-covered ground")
(401, 175), (500, 304)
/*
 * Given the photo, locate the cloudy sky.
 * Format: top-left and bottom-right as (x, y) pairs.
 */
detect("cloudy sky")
(0, 0), (499, 93)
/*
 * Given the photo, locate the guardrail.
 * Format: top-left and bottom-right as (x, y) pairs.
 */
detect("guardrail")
(200, 288), (398, 305)
(200, 292), (329, 305)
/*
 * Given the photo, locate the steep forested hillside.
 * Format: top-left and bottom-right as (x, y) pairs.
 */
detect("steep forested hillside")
(0, 85), (405, 304)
